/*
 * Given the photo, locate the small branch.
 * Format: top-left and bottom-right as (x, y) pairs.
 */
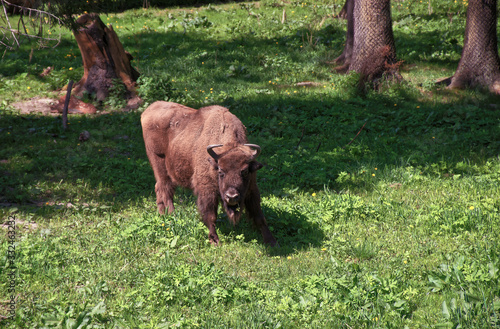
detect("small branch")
(1, 0), (19, 47)
(295, 126), (305, 150)
(0, 27), (61, 41)
(2, 0), (61, 20)
(342, 121), (367, 149)
(62, 80), (74, 130)
(435, 76), (452, 86)
(0, 39), (13, 50)
(0, 0), (63, 49)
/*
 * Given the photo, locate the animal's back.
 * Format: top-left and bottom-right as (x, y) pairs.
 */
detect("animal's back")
(141, 102), (246, 142)
(194, 105), (248, 146)
(141, 102), (248, 189)
(141, 101), (196, 134)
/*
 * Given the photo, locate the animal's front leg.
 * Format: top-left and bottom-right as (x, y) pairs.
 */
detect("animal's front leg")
(145, 148), (175, 214)
(197, 193), (220, 245)
(244, 190), (278, 247)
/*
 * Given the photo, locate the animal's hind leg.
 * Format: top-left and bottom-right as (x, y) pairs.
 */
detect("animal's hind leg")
(146, 150), (175, 215)
(155, 180), (175, 214)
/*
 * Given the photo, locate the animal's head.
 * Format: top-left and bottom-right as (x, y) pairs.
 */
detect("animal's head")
(207, 143), (263, 223)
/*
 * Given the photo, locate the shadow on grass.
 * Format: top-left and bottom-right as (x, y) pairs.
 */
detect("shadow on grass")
(1, 83), (500, 219)
(216, 203), (324, 254)
(0, 111), (151, 215)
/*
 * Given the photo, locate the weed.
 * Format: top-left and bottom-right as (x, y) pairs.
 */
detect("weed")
(103, 79), (128, 110)
(136, 74), (178, 106)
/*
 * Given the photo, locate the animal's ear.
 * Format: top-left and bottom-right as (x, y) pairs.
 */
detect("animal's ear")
(249, 161), (263, 173)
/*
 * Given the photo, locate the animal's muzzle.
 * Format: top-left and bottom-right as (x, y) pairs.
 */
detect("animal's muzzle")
(225, 191), (240, 206)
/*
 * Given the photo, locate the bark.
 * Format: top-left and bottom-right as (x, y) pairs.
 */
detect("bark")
(349, 0), (396, 73)
(448, 0), (500, 94)
(334, 0), (398, 84)
(334, 0), (354, 72)
(72, 13), (139, 102)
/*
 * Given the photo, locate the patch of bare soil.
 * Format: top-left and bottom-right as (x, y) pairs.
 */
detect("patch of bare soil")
(10, 95), (99, 115)
(1, 217), (38, 231)
(51, 95), (98, 114)
(9, 95), (142, 115)
(10, 97), (59, 115)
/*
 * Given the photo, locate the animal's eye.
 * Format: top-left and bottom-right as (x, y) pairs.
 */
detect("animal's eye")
(241, 169), (249, 177)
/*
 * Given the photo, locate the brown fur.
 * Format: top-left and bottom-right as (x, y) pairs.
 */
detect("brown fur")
(141, 101), (277, 246)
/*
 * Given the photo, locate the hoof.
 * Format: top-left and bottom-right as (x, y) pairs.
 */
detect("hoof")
(266, 238), (279, 248)
(209, 233), (220, 246)
(157, 204), (166, 215)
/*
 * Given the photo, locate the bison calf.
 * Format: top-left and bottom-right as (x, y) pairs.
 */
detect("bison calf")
(141, 101), (277, 246)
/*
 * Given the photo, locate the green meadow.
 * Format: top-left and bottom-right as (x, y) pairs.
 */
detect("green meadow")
(1, 0), (499, 327)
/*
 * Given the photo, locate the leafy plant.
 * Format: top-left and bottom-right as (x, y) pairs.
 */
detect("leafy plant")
(41, 302), (108, 328)
(136, 74), (178, 105)
(103, 79), (128, 110)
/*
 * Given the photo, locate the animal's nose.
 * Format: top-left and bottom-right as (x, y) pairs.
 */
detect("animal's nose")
(225, 191), (240, 205)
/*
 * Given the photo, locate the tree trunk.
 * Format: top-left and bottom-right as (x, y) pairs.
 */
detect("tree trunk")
(334, 0), (398, 84)
(72, 13), (139, 102)
(448, 0), (500, 94)
(336, 0), (349, 19)
(334, 0), (354, 72)
(349, 0), (396, 73)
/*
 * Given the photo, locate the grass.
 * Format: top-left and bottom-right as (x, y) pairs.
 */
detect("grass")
(1, 0), (500, 328)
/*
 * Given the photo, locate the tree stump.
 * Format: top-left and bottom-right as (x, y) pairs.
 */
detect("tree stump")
(72, 13), (139, 102)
